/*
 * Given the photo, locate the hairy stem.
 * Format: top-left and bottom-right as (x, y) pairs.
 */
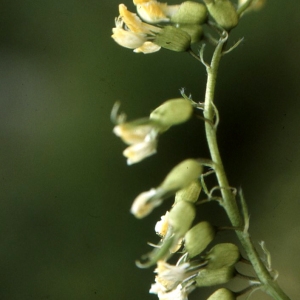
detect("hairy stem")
(202, 36), (290, 300)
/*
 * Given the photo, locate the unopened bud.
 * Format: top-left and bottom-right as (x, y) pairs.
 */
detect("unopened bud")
(169, 201), (195, 236)
(175, 24), (203, 44)
(185, 222), (216, 258)
(196, 266), (235, 287)
(160, 159), (203, 192)
(175, 180), (201, 204)
(170, 1), (207, 24)
(204, 243), (240, 269)
(150, 98), (193, 127)
(204, 0), (239, 30)
(153, 26), (191, 52)
(207, 288), (236, 300)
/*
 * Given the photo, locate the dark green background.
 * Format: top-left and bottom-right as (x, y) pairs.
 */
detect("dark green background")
(0, 1), (299, 299)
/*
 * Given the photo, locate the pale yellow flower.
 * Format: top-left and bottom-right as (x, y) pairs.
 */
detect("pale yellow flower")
(113, 118), (161, 164)
(111, 4), (161, 53)
(130, 188), (163, 218)
(123, 139), (157, 165)
(133, 0), (180, 24)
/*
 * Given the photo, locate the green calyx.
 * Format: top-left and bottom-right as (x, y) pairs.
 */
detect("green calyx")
(153, 26), (191, 52)
(170, 1), (208, 24)
(204, 0), (239, 30)
(206, 288), (236, 300)
(196, 266), (236, 287)
(150, 98), (193, 127)
(203, 243), (240, 269)
(184, 221), (216, 258)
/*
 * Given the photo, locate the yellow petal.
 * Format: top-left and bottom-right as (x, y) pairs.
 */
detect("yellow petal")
(119, 4), (161, 34)
(136, 1), (169, 23)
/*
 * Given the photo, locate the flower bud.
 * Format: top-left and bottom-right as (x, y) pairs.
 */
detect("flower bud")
(170, 1), (207, 24)
(196, 266), (235, 287)
(185, 222), (216, 258)
(175, 24), (203, 44)
(168, 201), (195, 236)
(175, 180), (201, 204)
(159, 159), (203, 193)
(204, 243), (240, 269)
(153, 26), (191, 52)
(207, 288), (236, 300)
(204, 0), (239, 30)
(150, 98), (193, 127)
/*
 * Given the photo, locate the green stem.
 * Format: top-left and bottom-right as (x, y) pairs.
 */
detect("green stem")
(202, 36), (291, 300)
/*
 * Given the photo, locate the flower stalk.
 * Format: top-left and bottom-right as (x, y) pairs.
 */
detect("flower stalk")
(202, 29), (290, 300)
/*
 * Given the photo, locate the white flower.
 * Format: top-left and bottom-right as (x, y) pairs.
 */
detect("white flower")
(123, 138), (157, 165)
(113, 118), (161, 164)
(150, 282), (189, 300)
(156, 260), (190, 280)
(130, 188), (163, 218)
(111, 4), (161, 53)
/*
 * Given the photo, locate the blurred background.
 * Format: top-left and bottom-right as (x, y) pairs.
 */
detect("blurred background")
(0, 0), (299, 299)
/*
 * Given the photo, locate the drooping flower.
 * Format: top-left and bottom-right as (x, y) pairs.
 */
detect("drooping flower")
(111, 4), (161, 53)
(130, 159), (202, 217)
(113, 118), (162, 165)
(130, 188), (163, 218)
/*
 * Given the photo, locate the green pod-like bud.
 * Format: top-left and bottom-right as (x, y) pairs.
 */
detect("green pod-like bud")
(204, 0), (239, 30)
(184, 221), (216, 258)
(175, 179), (201, 204)
(175, 24), (203, 44)
(170, 1), (207, 24)
(160, 159), (203, 192)
(196, 266), (235, 287)
(204, 243), (240, 269)
(207, 288), (236, 300)
(153, 26), (191, 52)
(168, 201), (195, 236)
(150, 98), (193, 127)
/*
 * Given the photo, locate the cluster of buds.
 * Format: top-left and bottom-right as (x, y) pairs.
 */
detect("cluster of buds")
(146, 183), (240, 299)
(128, 159), (241, 299)
(111, 0), (265, 54)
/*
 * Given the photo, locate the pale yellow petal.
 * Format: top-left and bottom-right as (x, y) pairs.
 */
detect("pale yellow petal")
(134, 41), (161, 54)
(136, 2), (169, 23)
(111, 28), (146, 49)
(119, 4), (161, 34)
